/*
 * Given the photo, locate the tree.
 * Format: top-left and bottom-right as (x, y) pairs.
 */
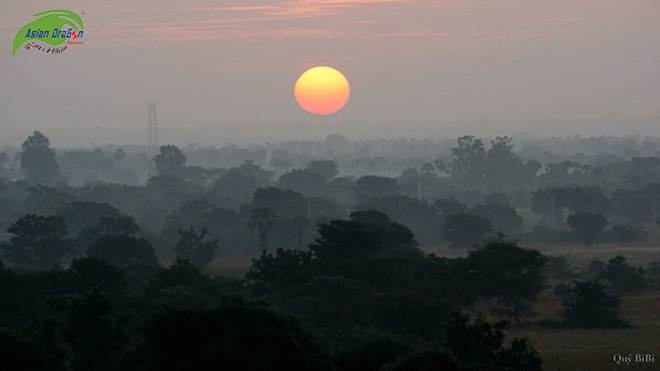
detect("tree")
(278, 169), (327, 197)
(268, 150), (292, 174)
(560, 280), (626, 328)
(323, 325), (413, 371)
(69, 257), (126, 295)
(567, 212), (608, 245)
(19, 131), (61, 185)
(247, 208), (277, 250)
(609, 224), (646, 245)
(143, 258), (206, 298)
(113, 148), (126, 166)
(470, 203), (523, 237)
(292, 215), (310, 248)
(465, 239), (548, 321)
(0, 316), (71, 371)
(308, 211), (421, 287)
(3, 214), (71, 268)
(86, 220), (157, 267)
(153, 145), (186, 176)
(246, 248), (314, 285)
(174, 228), (219, 269)
(434, 198), (468, 217)
(305, 160), (339, 181)
(122, 297), (333, 371)
(442, 213), (491, 248)
(600, 255), (646, 292)
(381, 345), (466, 371)
(51, 288), (130, 371)
(436, 136), (486, 181)
(93, 216), (140, 237)
(445, 313), (542, 370)
(353, 176), (400, 200)
(57, 202), (121, 236)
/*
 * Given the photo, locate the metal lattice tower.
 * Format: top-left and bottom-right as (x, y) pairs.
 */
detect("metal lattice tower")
(147, 102), (159, 148)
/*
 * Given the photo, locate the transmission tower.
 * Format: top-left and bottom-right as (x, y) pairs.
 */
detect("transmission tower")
(147, 102), (159, 148)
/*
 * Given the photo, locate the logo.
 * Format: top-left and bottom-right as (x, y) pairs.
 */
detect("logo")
(12, 9), (84, 57)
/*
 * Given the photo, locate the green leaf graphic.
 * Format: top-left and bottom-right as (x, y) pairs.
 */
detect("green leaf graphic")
(12, 9), (84, 57)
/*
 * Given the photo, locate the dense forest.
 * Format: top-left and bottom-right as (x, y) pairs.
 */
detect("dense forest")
(1, 130), (659, 370)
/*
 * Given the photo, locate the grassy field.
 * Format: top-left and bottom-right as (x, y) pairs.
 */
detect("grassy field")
(210, 243), (660, 370)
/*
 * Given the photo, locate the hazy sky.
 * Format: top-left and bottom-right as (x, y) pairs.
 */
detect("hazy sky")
(1, 0), (659, 147)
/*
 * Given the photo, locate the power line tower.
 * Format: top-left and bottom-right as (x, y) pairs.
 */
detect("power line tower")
(147, 102), (159, 148)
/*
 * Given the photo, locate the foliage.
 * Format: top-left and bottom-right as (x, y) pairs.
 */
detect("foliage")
(247, 207), (278, 250)
(246, 248), (314, 285)
(445, 313), (543, 371)
(174, 227), (219, 269)
(87, 235), (158, 267)
(599, 255), (646, 292)
(321, 325), (413, 371)
(465, 239), (548, 321)
(560, 280), (627, 328)
(19, 131), (62, 185)
(0, 316), (72, 371)
(153, 145), (186, 176)
(566, 212), (608, 245)
(123, 296), (333, 371)
(3, 214), (71, 268)
(442, 213), (491, 248)
(51, 288), (130, 371)
(381, 345), (466, 371)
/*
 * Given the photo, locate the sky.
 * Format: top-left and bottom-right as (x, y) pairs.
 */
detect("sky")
(1, 0), (659, 147)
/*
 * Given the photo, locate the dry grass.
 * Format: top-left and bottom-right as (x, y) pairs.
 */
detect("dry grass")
(506, 289), (660, 370)
(207, 255), (255, 278)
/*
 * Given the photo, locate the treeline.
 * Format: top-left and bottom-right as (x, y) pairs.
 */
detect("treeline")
(2, 132), (660, 255)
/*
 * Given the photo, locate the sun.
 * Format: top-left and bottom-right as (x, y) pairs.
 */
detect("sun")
(294, 66), (350, 115)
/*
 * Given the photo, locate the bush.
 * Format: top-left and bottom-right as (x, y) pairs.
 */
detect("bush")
(442, 213), (491, 248)
(381, 345), (466, 371)
(445, 313), (543, 370)
(600, 255), (646, 293)
(609, 225), (647, 245)
(321, 325), (413, 371)
(246, 248), (313, 286)
(560, 281), (628, 328)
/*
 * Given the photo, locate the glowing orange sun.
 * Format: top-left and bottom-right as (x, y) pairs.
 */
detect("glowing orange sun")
(294, 66), (350, 115)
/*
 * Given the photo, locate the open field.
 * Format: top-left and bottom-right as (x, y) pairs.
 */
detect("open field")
(505, 288), (660, 371)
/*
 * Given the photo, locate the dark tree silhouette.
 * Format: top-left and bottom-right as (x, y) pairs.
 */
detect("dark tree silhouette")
(442, 213), (491, 248)
(353, 176), (400, 200)
(153, 145), (186, 176)
(247, 208), (277, 250)
(122, 297), (333, 371)
(51, 288), (130, 371)
(174, 227), (219, 269)
(465, 239), (548, 321)
(0, 316), (71, 371)
(113, 148), (126, 166)
(292, 215), (310, 248)
(3, 214), (71, 268)
(381, 345), (466, 371)
(445, 313), (542, 370)
(567, 212), (608, 245)
(561, 280), (626, 328)
(19, 131), (62, 185)
(305, 160), (339, 181)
